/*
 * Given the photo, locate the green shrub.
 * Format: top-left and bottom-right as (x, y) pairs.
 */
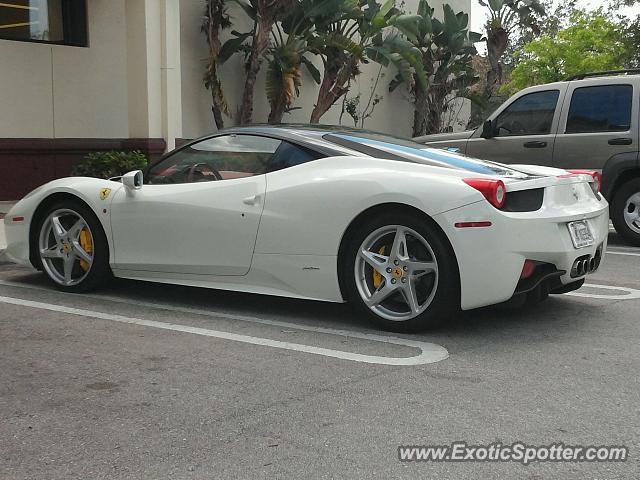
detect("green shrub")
(71, 151), (149, 179)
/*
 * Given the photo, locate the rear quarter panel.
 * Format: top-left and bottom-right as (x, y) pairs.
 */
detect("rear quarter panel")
(255, 156), (481, 256)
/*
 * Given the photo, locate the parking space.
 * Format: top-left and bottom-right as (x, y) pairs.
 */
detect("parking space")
(1, 233), (639, 479)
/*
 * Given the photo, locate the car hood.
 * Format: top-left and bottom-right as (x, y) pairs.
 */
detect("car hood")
(413, 130), (475, 143)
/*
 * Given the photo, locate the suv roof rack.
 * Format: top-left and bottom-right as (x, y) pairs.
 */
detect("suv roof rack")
(567, 69), (640, 81)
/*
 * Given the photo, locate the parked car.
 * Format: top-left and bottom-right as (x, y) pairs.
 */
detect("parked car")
(415, 70), (640, 246)
(4, 125), (607, 332)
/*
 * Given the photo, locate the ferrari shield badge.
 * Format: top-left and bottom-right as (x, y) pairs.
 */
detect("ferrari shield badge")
(99, 188), (112, 201)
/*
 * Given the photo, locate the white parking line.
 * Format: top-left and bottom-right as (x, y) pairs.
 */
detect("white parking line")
(606, 246), (640, 257)
(566, 284), (640, 300)
(0, 283), (448, 366)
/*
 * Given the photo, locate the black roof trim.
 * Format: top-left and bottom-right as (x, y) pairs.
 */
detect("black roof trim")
(567, 69), (640, 81)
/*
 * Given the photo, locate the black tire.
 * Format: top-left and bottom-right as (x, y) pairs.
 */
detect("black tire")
(611, 178), (640, 247)
(33, 200), (112, 292)
(525, 285), (549, 306)
(342, 212), (459, 332)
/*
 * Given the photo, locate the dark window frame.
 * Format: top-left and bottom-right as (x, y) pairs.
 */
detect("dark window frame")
(0, 0), (88, 47)
(564, 84), (633, 134)
(266, 141), (325, 173)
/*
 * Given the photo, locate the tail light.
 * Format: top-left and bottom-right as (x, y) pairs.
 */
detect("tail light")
(567, 169), (602, 194)
(463, 178), (507, 209)
(520, 259), (537, 279)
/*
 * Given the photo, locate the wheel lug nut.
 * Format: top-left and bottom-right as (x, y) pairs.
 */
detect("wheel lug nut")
(391, 279), (396, 284)
(403, 266), (408, 271)
(394, 260), (399, 266)
(386, 267), (392, 273)
(401, 278), (407, 283)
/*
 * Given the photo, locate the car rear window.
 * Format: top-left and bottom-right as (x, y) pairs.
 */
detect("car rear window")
(324, 133), (530, 177)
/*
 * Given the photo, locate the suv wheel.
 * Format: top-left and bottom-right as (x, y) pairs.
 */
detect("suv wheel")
(611, 178), (640, 246)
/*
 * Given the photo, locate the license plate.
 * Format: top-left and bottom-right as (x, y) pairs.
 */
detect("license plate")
(567, 220), (594, 249)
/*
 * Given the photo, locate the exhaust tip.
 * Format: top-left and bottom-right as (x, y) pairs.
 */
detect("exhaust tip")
(589, 258), (596, 272)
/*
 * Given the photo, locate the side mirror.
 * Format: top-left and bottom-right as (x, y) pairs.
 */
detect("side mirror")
(122, 170), (143, 190)
(481, 120), (494, 139)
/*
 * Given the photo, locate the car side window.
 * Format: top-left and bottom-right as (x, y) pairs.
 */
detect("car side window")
(493, 90), (560, 137)
(265, 142), (324, 173)
(146, 135), (281, 184)
(565, 85), (633, 134)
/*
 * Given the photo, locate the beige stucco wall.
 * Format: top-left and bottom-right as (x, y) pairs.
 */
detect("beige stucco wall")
(0, 0), (129, 139)
(179, 0), (472, 140)
(0, 0), (471, 142)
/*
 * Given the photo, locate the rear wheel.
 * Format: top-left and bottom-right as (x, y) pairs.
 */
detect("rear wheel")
(343, 212), (459, 332)
(611, 178), (640, 246)
(35, 201), (111, 292)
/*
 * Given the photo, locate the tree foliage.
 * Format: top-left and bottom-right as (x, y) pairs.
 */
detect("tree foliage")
(390, 0), (480, 136)
(71, 152), (148, 180)
(307, 0), (427, 123)
(504, 10), (629, 93)
(478, 0), (545, 97)
(203, 0), (474, 132)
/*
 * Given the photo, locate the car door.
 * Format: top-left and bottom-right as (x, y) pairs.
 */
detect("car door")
(109, 134), (281, 276)
(466, 86), (566, 165)
(553, 79), (639, 170)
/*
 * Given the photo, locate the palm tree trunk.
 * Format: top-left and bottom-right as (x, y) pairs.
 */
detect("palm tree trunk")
(310, 55), (356, 123)
(204, 0), (228, 130)
(239, 15), (272, 125)
(212, 101), (225, 129)
(268, 95), (287, 123)
(412, 81), (429, 137)
(485, 26), (508, 98)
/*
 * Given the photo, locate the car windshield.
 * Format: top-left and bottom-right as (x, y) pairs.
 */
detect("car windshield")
(324, 132), (532, 178)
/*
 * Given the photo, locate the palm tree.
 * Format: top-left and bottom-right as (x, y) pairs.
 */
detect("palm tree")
(478, 0), (545, 97)
(308, 0), (426, 123)
(202, 0), (232, 129)
(234, 0), (296, 124)
(390, 1), (480, 136)
(264, 0), (324, 123)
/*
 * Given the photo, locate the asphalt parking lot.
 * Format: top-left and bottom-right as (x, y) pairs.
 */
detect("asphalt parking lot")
(1, 232), (639, 479)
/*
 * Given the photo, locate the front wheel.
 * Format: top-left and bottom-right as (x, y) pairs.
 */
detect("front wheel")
(35, 201), (111, 292)
(343, 213), (459, 332)
(611, 178), (640, 246)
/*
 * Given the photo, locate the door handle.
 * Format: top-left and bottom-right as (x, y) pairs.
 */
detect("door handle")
(243, 195), (259, 206)
(523, 141), (547, 148)
(608, 138), (632, 145)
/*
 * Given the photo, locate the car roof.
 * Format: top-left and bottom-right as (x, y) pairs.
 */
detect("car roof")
(187, 124), (403, 156)
(515, 72), (640, 92)
(218, 123), (386, 140)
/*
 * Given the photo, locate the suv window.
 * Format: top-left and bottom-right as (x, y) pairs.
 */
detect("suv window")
(494, 90), (560, 137)
(565, 85), (633, 133)
(146, 135), (281, 184)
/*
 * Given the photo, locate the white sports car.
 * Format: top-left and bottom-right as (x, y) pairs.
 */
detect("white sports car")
(3, 125), (608, 331)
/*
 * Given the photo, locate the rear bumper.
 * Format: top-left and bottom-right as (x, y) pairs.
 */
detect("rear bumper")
(434, 200), (609, 310)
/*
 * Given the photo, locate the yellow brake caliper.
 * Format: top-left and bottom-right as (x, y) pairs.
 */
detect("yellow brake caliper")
(372, 246), (385, 288)
(79, 228), (93, 271)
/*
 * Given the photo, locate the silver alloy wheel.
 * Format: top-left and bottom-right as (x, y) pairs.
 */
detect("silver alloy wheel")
(354, 225), (439, 322)
(624, 192), (640, 235)
(38, 208), (94, 286)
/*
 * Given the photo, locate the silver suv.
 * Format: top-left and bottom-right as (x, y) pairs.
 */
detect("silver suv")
(415, 70), (640, 246)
